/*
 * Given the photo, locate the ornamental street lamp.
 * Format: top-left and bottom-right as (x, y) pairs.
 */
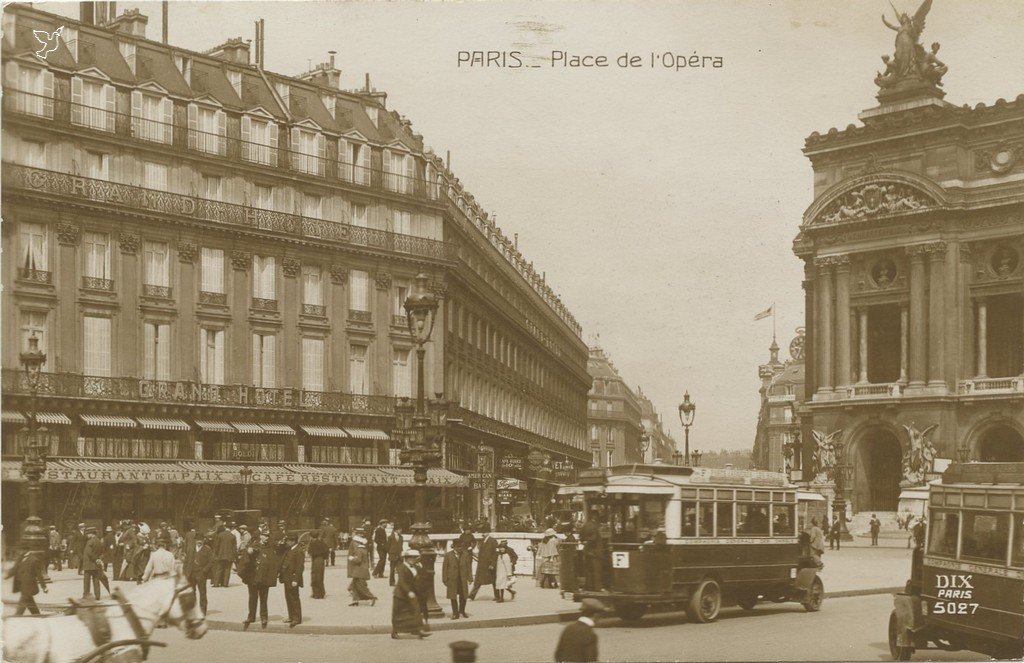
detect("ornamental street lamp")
(831, 445), (853, 542)
(20, 331), (48, 553)
(239, 465), (254, 510)
(639, 432), (651, 463)
(677, 391), (696, 466)
(399, 273), (445, 618)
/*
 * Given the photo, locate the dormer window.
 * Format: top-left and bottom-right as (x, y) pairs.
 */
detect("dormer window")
(118, 40), (136, 75)
(241, 115), (279, 166)
(366, 105), (379, 128)
(131, 90), (173, 144)
(226, 70), (242, 97)
(174, 54), (192, 85)
(321, 94), (336, 119)
(274, 81), (290, 108)
(71, 75), (115, 132)
(290, 127), (325, 176)
(187, 102), (227, 155)
(383, 149), (415, 194)
(64, 26), (79, 61)
(5, 63), (54, 119)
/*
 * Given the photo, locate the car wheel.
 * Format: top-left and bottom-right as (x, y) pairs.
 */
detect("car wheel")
(686, 578), (722, 623)
(802, 576), (824, 612)
(888, 611), (914, 661)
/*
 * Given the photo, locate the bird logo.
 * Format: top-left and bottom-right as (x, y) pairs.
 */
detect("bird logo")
(33, 26), (64, 59)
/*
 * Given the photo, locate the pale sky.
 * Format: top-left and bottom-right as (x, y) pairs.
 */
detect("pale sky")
(41, 0), (1024, 450)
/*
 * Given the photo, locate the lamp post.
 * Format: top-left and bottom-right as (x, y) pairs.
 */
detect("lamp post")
(19, 331), (48, 553)
(677, 391), (696, 466)
(831, 445), (853, 541)
(639, 432), (651, 463)
(239, 465), (253, 510)
(399, 273), (445, 618)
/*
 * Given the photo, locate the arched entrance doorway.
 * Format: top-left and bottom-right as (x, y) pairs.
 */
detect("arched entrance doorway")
(854, 428), (902, 512)
(977, 424), (1024, 461)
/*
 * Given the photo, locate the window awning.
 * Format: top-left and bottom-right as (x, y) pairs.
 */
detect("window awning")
(231, 422), (265, 434)
(80, 414), (136, 428)
(1, 411), (27, 424)
(36, 412), (72, 425)
(136, 417), (190, 431)
(260, 424), (296, 435)
(195, 421), (235, 432)
(300, 426), (349, 438)
(343, 427), (391, 441)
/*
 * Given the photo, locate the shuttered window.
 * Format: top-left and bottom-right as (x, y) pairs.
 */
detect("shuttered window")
(83, 232), (110, 279)
(241, 116), (279, 166)
(188, 104), (226, 155)
(72, 77), (114, 131)
(132, 91), (172, 144)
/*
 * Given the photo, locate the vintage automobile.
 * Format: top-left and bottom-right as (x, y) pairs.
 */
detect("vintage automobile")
(888, 461), (1024, 661)
(558, 463), (823, 622)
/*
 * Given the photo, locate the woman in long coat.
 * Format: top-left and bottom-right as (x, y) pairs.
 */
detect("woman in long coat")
(347, 531), (376, 606)
(536, 528), (561, 588)
(392, 549), (428, 639)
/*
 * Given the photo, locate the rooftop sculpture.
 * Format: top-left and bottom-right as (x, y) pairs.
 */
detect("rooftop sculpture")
(875, 0), (947, 99)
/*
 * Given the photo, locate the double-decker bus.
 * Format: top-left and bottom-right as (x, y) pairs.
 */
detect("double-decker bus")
(558, 463), (823, 622)
(888, 461), (1024, 660)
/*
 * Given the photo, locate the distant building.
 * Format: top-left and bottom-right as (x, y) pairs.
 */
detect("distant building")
(752, 331), (806, 476)
(636, 386), (677, 463)
(587, 346), (643, 466)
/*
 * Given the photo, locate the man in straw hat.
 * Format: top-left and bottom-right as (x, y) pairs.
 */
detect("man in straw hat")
(392, 548), (430, 639)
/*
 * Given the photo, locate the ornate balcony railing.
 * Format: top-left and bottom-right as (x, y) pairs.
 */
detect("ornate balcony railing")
(958, 377), (1024, 395)
(348, 309), (372, 324)
(3, 164), (459, 262)
(2, 369), (398, 415)
(847, 382), (904, 398)
(391, 314), (408, 327)
(17, 268), (52, 284)
(302, 304), (326, 317)
(198, 291), (227, 305)
(143, 284), (172, 298)
(81, 276), (114, 291)
(251, 297), (278, 312)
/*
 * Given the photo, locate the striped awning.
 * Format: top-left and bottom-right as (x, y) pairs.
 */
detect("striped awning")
(299, 425), (349, 438)
(194, 420), (235, 432)
(136, 417), (190, 431)
(230, 422), (265, 434)
(260, 424), (296, 435)
(343, 428), (391, 441)
(36, 412), (72, 425)
(1, 411), (27, 424)
(80, 414), (136, 428)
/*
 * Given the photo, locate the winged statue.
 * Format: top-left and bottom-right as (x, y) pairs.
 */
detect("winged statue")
(811, 429), (843, 483)
(902, 423), (938, 485)
(876, 0), (946, 90)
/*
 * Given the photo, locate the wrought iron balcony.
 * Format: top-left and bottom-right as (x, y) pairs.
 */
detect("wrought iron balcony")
(302, 304), (327, 317)
(81, 276), (114, 291)
(17, 268), (52, 284)
(251, 297), (278, 312)
(2, 369), (398, 416)
(348, 309), (372, 324)
(199, 291), (227, 305)
(143, 284), (172, 299)
(391, 314), (409, 327)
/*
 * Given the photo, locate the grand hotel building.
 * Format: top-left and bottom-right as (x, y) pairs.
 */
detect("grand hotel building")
(0, 4), (591, 539)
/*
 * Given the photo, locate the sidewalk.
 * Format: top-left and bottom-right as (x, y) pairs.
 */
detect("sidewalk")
(2, 546), (911, 634)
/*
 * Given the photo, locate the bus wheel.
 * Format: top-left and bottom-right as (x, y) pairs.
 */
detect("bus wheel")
(802, 577), (824, 612)
(737, 593), (758, 611)
(687, 579), (722, 623)
(614, 602), (647, 622)
(888, 612), (914, 661)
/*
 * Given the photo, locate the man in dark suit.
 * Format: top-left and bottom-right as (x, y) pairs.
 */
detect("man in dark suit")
(279, 533), (304, 627)
(184, 533), (214, 614)
(372, 520), (388, 578)
(213, 524), (237, 587)
(387, 526), (404, 586)
(456, 521), (476, 553)
(442, 539), (472, 619)
(554, 599), (611, 662)
(579, 514), (606, 591)
(241, 531), (279, 630)
(81, 527), (108, 599)
(320, 518), (339, 566)
(7, 549), (49, 615)
(469, 524), (498, 600)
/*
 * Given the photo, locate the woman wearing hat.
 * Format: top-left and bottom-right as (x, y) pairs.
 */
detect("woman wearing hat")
(537, 528), (561, 589)
(392, 548), (429, 639)
(347, 529), (376, 606)
(494, 540), (516, 602)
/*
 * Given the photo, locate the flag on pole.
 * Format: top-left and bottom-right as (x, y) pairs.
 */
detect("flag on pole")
(754, 304), (774, 321)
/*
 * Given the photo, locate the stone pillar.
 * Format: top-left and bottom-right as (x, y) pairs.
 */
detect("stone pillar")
(858, 307), (869, 384)
(177, 241), (197, 382)
(899, 304), (909, 384)
(814, 257), (835, 395)
(56, 222), (81, 373)
(119, 232), (141, 377)
(834, 256), (852, 389)
(803, 269), (816, 397)
(907, 247), (928, 388)
(976, 297), (988, 378)
(282, 258), (300, 387)
(230, 250), (252, 384)
(926, 242), (948, 389)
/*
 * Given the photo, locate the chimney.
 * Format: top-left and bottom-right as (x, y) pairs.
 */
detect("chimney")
(108, 7), (148, 38)
(80, 2), (95, 25)
(161, 0), (168, 43)
(254, 19), (265, 68)
(297, 51), (341, 90)
(206, 37), (251, 65)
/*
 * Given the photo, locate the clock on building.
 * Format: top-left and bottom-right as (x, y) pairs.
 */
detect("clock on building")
(789, 328), (806, 361)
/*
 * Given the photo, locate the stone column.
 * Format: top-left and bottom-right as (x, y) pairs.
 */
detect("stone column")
(858, 307), (869, 384)
(906, 247), (928, 388)
(834, 256), (852, 389)
(56, 222), (80, 372)
(802, 266), (816, 397)
(119, 232), (141, 377)
(177, 241), (197, 382)
(899, 304), (909, 384)
(282, 258), (300, 387)
(230, 250), (252, 384)
(976, 297), (988, 378)
(814, 257), (835, 395)
(926, 242), (948, 389)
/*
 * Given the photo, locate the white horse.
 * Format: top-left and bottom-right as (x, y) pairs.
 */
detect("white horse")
(3, 570), (207, 663)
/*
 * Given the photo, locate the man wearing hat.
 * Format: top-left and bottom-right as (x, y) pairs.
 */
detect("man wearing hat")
(238, 524), (252, 550)
(307, 531), (329, 599)
(102, 526), (116, 573)
(319, 518), (338, 566)
(71, 522), (87, 574)
(212, 524), (237, 587)
(7, 545), (49, 615)
(372, 520), (389, 578)
(392, 548), (429, 639)
(469, 523), (498, 601)
(279, 532), (305, 627)
(81, 526), (108, 599)
(554, 598), (611, 662)
(346, 528), (376, 606)
(241, 530), (279, 630)
(442, 539), (472, 619)
(184, 532), (214, 615)
(47, 525), (63, 571)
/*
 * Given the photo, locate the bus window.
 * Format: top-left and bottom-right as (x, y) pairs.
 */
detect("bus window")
(773, 504), (795, 536)
(928, 510), (959, 557)
(682, 502), (696, 537)
(961, 511), (1010, 564)
(1013, 515), (1024, 568)
(737, 504), (770, 536)
(698, 502), (714, 536)
(717, 502), (734, 536)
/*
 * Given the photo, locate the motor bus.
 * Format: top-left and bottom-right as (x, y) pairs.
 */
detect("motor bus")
(558, 463), (823, 623)
(888, 461), (1024, 661)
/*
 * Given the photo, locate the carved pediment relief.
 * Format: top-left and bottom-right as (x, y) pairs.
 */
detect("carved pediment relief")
(804, 172), (946, 228)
